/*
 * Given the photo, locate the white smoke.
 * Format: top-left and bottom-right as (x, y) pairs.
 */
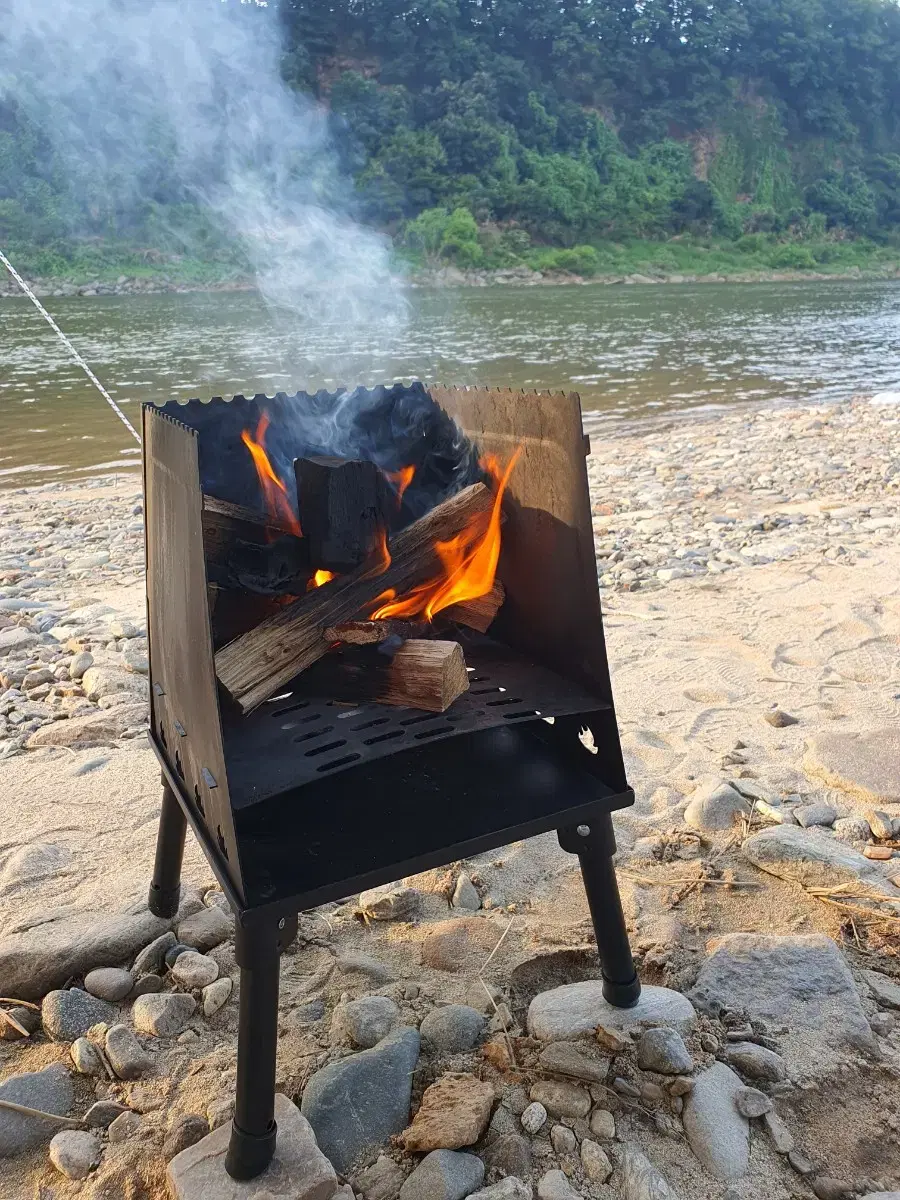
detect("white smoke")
(0, 0), (407, 332)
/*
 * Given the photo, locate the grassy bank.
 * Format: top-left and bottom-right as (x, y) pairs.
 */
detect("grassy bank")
(2, 233), (899, 294)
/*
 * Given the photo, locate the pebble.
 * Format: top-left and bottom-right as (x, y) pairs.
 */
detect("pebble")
(419, 1004), (486, 1053)
(331, 995), (400, 1050)
(483, 1133), (532, 1179)
(470, 1180), (532, 1200)
(358, 884), (421, 921)
(398, 1149), (485, 1200)
(682, 1062), (750, 1180)
(452, 873), (481, 910)
(734, 1086), (773, 1117)
(69, 652), (94, 679)
(722, 1041), (787, 1082)
(0, 1065), (74, 1156)
(763, 1109), (795, 1153)
(521, 1101), (548, 1134)
(163, 1114), (210, 1159)
(865, 810), (895, 840)
(108, 1110), (142, 1143)
(105, 1023), (152, 1079)
(537, 1041), (610, 1083)
(865, 970), (900, 1010)
(864, 845), (894, 860)
(132, 991), (197, 1036)
(176, 905), (233, 952)
(812, 1180), (855, 1200)
(0, 1004), (39, 1041)
(636, 1027), (693, 1074)
(48, 1130), (101, 1179)
(400, 1072), (494, 1153)
(83, 966), (134, 1002)
(789, 1147), (816, 1175)
(796, 802), (838, 828)
(536, 1170), (581, 1200)
(129, 973), (164, 999)
(765, 708), (800, 728)
(529, 1080), (591, 1119)
(171, 950), (219, 988)
(84, 1101), (129, 1129)
(621, 1143), (678, 1199)
(589, 1109), (615, 1139)
(70, 1037), (104, 1076)
(301, 1026), (421, 1174)
(164, 942), (196, 970)
(202, 976), (233, 1017)
(580, 1139), (612, 1182)
(42, 988), (117, 1041)
(550, 1124), (576, 1154)
(354, 1154), (408, 1200)
(684, 779), (751, 831)
(133, 931), (177, 976)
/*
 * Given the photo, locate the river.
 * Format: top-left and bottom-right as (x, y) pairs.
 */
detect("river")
(2, 280), (899, 487)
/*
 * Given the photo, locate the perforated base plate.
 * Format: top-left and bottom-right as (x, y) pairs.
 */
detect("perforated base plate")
(222, 635), (607, 809)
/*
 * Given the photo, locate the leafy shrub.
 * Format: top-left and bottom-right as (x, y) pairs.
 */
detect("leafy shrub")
(768, 244), (817, 269)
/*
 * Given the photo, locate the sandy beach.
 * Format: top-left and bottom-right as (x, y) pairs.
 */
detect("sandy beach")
(0, 396), (898, 1200)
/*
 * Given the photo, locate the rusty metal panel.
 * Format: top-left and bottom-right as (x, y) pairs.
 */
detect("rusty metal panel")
(143, 404), (244, 898)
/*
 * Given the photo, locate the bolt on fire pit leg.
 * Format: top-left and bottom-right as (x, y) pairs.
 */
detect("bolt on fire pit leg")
(225, 913), (298, 1181)
(559, 812), (641, 1008)
(147, 780), (187, 919)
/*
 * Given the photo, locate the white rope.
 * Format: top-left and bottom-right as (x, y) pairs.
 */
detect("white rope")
(0, 248), (141, 444)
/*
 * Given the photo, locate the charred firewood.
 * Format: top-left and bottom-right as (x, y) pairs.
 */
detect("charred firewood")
(296, 456), (392, 573)
(440, 580), (505, 633)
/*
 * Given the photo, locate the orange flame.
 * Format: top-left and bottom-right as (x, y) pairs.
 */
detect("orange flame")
(241, 414), (302, 536)
(371, 447), (521, 622)
(385, 465), (415, 506)
(359, 526), (391, 580)
(311, 569), (335, 588)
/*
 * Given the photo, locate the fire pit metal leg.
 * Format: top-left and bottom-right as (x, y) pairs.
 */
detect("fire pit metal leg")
(147, 781), (187, 919)
(225, 913), (298, 1181)
(559, 812), (641, 1008)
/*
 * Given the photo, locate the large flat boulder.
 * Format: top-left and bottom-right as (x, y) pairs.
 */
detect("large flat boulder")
(690, 933), (877, 1067)
(527, 983), (696, 1041)
(743, 825), (898, 900)
(804, 729), (900, 805)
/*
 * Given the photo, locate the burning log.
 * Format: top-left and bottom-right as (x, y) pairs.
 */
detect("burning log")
(304, 640), (470, 713)
(296, 456), (392, 572)
(323, 619), (428, 646)
(202, 494), (309, 593)
(216, 482), (494, 713)
(441, 580), (505, 633)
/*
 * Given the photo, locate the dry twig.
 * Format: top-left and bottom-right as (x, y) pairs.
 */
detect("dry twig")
(0, 1100), (85, 1129)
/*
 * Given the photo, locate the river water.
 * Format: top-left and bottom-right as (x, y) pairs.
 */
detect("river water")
(1, 280), (899, 486)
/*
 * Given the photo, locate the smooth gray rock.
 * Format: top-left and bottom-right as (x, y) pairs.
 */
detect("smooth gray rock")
(0, 907), (170, 1001)
(358, 885), (421, 922)
(420, 1005), (487, 1053)
(70, 1037), (104, 1075)
(334, 950), (397, 983)
(804, 729), (900, 805)
(684, 779), (751, 831)
(163, 1114), (211, 1160)
(452, 874), (481, 911)
(331, 995), (400, 1050)
(202, 977), (233, 1017)
(482, 1133), (531, 1179)
(865, 970), (900, 1010)
(743, 825), (898, 899)
(42, 988), (116, 1041)
(621, 1143), (680, 1199)
(721, 1041), (787, 1082)
(176, 905), (233, 953)
(691, 933), (877, 1064)
(399, 1150), (485, 1200)
(682, 1062), (750, 1180)
(0, 1065), (75, 1156)
(133, 992), (196, 1036)
(520, 1102), (547, 1134)
(301, 1026), (420, 1173)
(636, 1028), (693, 1075)
(49, 1130), (101, 1179)
(528, 983), (696, 1040)
(84, 966), (134, 1002)
(84, 1101), (130, 1130)
(167, 1094), (336, 1200)
(734, 1086), (772, 1118)
(105, 1023), (152, 1079)
(133, 931), (177, 976)
(796, 803), (838, 828)
(171, 951), (219, 989)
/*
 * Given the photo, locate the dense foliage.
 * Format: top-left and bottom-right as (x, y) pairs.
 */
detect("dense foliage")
(3, 0), (900, 276)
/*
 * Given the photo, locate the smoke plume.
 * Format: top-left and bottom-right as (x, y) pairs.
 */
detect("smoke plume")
(0, 0), (407, 332)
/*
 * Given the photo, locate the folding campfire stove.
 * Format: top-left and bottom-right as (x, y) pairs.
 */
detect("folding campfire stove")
(142, 384), (640, 1181)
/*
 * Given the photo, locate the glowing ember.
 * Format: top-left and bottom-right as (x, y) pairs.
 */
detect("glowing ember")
(241, 414), (302, 536)
(385, 465), (415, 505)
(312, 569), (335, 588)
(371, 447), (521, 622)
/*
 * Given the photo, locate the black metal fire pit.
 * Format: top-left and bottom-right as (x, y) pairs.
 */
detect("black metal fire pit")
(142, 385), (640, 1181)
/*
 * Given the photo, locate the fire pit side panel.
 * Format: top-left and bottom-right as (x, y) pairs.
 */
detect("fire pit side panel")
(432, 386), (627, 791)
(143, 404), (244, 898)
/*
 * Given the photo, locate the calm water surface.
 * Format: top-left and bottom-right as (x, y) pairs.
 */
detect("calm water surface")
(2, 280), (899, 486)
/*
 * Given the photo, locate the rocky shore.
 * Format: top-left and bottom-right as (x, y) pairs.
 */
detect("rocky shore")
(0, 397), (898, 1200)
(3, 263), (900, 300)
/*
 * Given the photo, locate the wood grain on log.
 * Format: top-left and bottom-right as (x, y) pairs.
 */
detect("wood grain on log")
(304, 640), (470, 713)
(216, 482), (493, 713)
(441, 580), (505, 633)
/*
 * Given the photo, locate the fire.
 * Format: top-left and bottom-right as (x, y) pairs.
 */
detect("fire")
(371, 447), (521, 622)
(359, 525), (391, 580)
(385, 465), (415, 505)
(241, 414), (302, 536)
(312, 569), (335, 588)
